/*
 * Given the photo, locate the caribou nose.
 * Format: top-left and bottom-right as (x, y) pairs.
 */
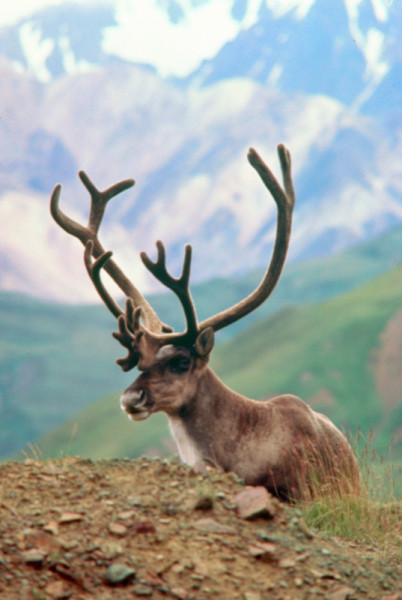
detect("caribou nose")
(120, 389), (153, 421)
(120, 389), (147, 414)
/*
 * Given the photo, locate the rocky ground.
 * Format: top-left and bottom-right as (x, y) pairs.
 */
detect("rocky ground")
(0, 457), (400, 600)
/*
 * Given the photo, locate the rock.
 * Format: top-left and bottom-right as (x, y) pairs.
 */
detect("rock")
(45, 580), (72, 599)
(234, 487), (277, 519)
(132, 520), (156, 534)
(59, 512), (84, 524)
(248, 542), (277, 562)
(296, 517), (315, 539)
(117, 510), (136, 520)
(133, 583), (153, 595)
(43, 520), (59, 535)
(22, 548), (46, 568)
(108, 522), (128, 536)
(104, 563), (136, 585)
(244, 593), (262, 600)
(194, 518), (236, 535)
(327, 586), (355, 600)
(279, 558), (296, 568)
(170, 586), (190, 600)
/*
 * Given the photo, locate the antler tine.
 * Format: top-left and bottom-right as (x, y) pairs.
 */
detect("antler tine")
(50, 184), (92, 247)
(83, 241), (123, 319)
(50, 172), (164, 335)
(78, 170), (135, 236)
(141, 241), (199, 341)
(200, 143), (295, 333)
(112, 302), (143, 371)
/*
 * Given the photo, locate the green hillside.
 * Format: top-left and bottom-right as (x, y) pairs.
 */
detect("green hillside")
(25, 261), (402, 465)
(213, 264), (402, 458)
(0, 293), (124, 457)
(1, 223), (401, 459)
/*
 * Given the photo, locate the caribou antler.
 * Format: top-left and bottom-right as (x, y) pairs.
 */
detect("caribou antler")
(199, 144), (295, 332)
(51, 144), (295, 371)
(50, 171), (162, 334)
(141, 241), (199, 344)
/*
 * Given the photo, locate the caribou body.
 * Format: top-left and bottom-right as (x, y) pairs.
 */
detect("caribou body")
(51, 145), (360, 501)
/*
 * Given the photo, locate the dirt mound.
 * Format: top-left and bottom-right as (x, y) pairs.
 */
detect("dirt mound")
(0, 457), (400, 600)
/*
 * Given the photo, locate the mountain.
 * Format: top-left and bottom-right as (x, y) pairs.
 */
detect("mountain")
(19, 258), (402, 465)
(0, 0), (401, 303)
(1, 224), (402, 460)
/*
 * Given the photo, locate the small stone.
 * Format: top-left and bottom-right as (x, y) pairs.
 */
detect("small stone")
(327, 586), (355, 600)
(22, 548), (46, 568)
(117, 510), (136, 520)
(109, 522), (128, 536)
(194, 518), (236, 535)
(234, 487), (277, 519)
(104, 563), (136, 585)
(244, 593), (262, 600)
(172, 563), (185, 574)
(43, 520), (59, 535)
(170, 586), (189, 600)
(297, 517), (315, 539)
(133, 583), (153, 595)
(132, 520), (156, 534)
(59, 512), (84, 524)
(45, 581), (72, 599)
(248, 542), (277, 562)
(294, 577), (303, 587)
(279, 558), (296, 568)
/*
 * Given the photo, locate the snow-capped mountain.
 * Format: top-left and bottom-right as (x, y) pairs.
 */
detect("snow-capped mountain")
(0, 0), (401, 302)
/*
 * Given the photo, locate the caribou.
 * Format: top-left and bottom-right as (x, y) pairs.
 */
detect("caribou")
(50, 144), (360, 501)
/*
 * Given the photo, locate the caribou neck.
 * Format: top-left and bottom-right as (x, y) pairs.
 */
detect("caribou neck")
(167, 367), (260, 471)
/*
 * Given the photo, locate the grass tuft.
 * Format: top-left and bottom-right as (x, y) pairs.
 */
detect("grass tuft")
(301, 432), (401, 558)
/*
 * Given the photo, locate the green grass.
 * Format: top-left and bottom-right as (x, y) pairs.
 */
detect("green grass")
(301, 493), (401, 556)
(300, 438), (402, 555)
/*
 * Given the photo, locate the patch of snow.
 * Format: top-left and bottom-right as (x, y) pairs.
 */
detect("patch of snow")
(102, 0), (261, 78)
(370, 0), (389, 23)
(264, 0), (316, 19)
(291, 182), (402, 258)
(58, 35), (94, 76)
(19, 20), (54, 82)
(345, 0), (390, 108)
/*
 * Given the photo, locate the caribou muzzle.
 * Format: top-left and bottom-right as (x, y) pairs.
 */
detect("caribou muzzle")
(120, 389), (154, 421)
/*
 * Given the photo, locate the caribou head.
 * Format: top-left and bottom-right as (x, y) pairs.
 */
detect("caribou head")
(50, 145), (361, 501)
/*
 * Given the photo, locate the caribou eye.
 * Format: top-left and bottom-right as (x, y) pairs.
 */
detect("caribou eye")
(169, 356), (191, 374)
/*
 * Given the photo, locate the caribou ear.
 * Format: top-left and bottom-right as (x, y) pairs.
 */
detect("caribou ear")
(194, 327), (215, 358)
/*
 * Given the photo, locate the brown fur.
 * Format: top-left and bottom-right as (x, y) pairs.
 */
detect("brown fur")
(121, 347), (361, 501)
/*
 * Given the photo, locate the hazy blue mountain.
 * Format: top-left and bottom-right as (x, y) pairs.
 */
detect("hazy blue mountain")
(0, 0), (401, 302)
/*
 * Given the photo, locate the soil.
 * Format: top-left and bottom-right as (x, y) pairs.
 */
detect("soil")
(0, 457), (400, 600)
